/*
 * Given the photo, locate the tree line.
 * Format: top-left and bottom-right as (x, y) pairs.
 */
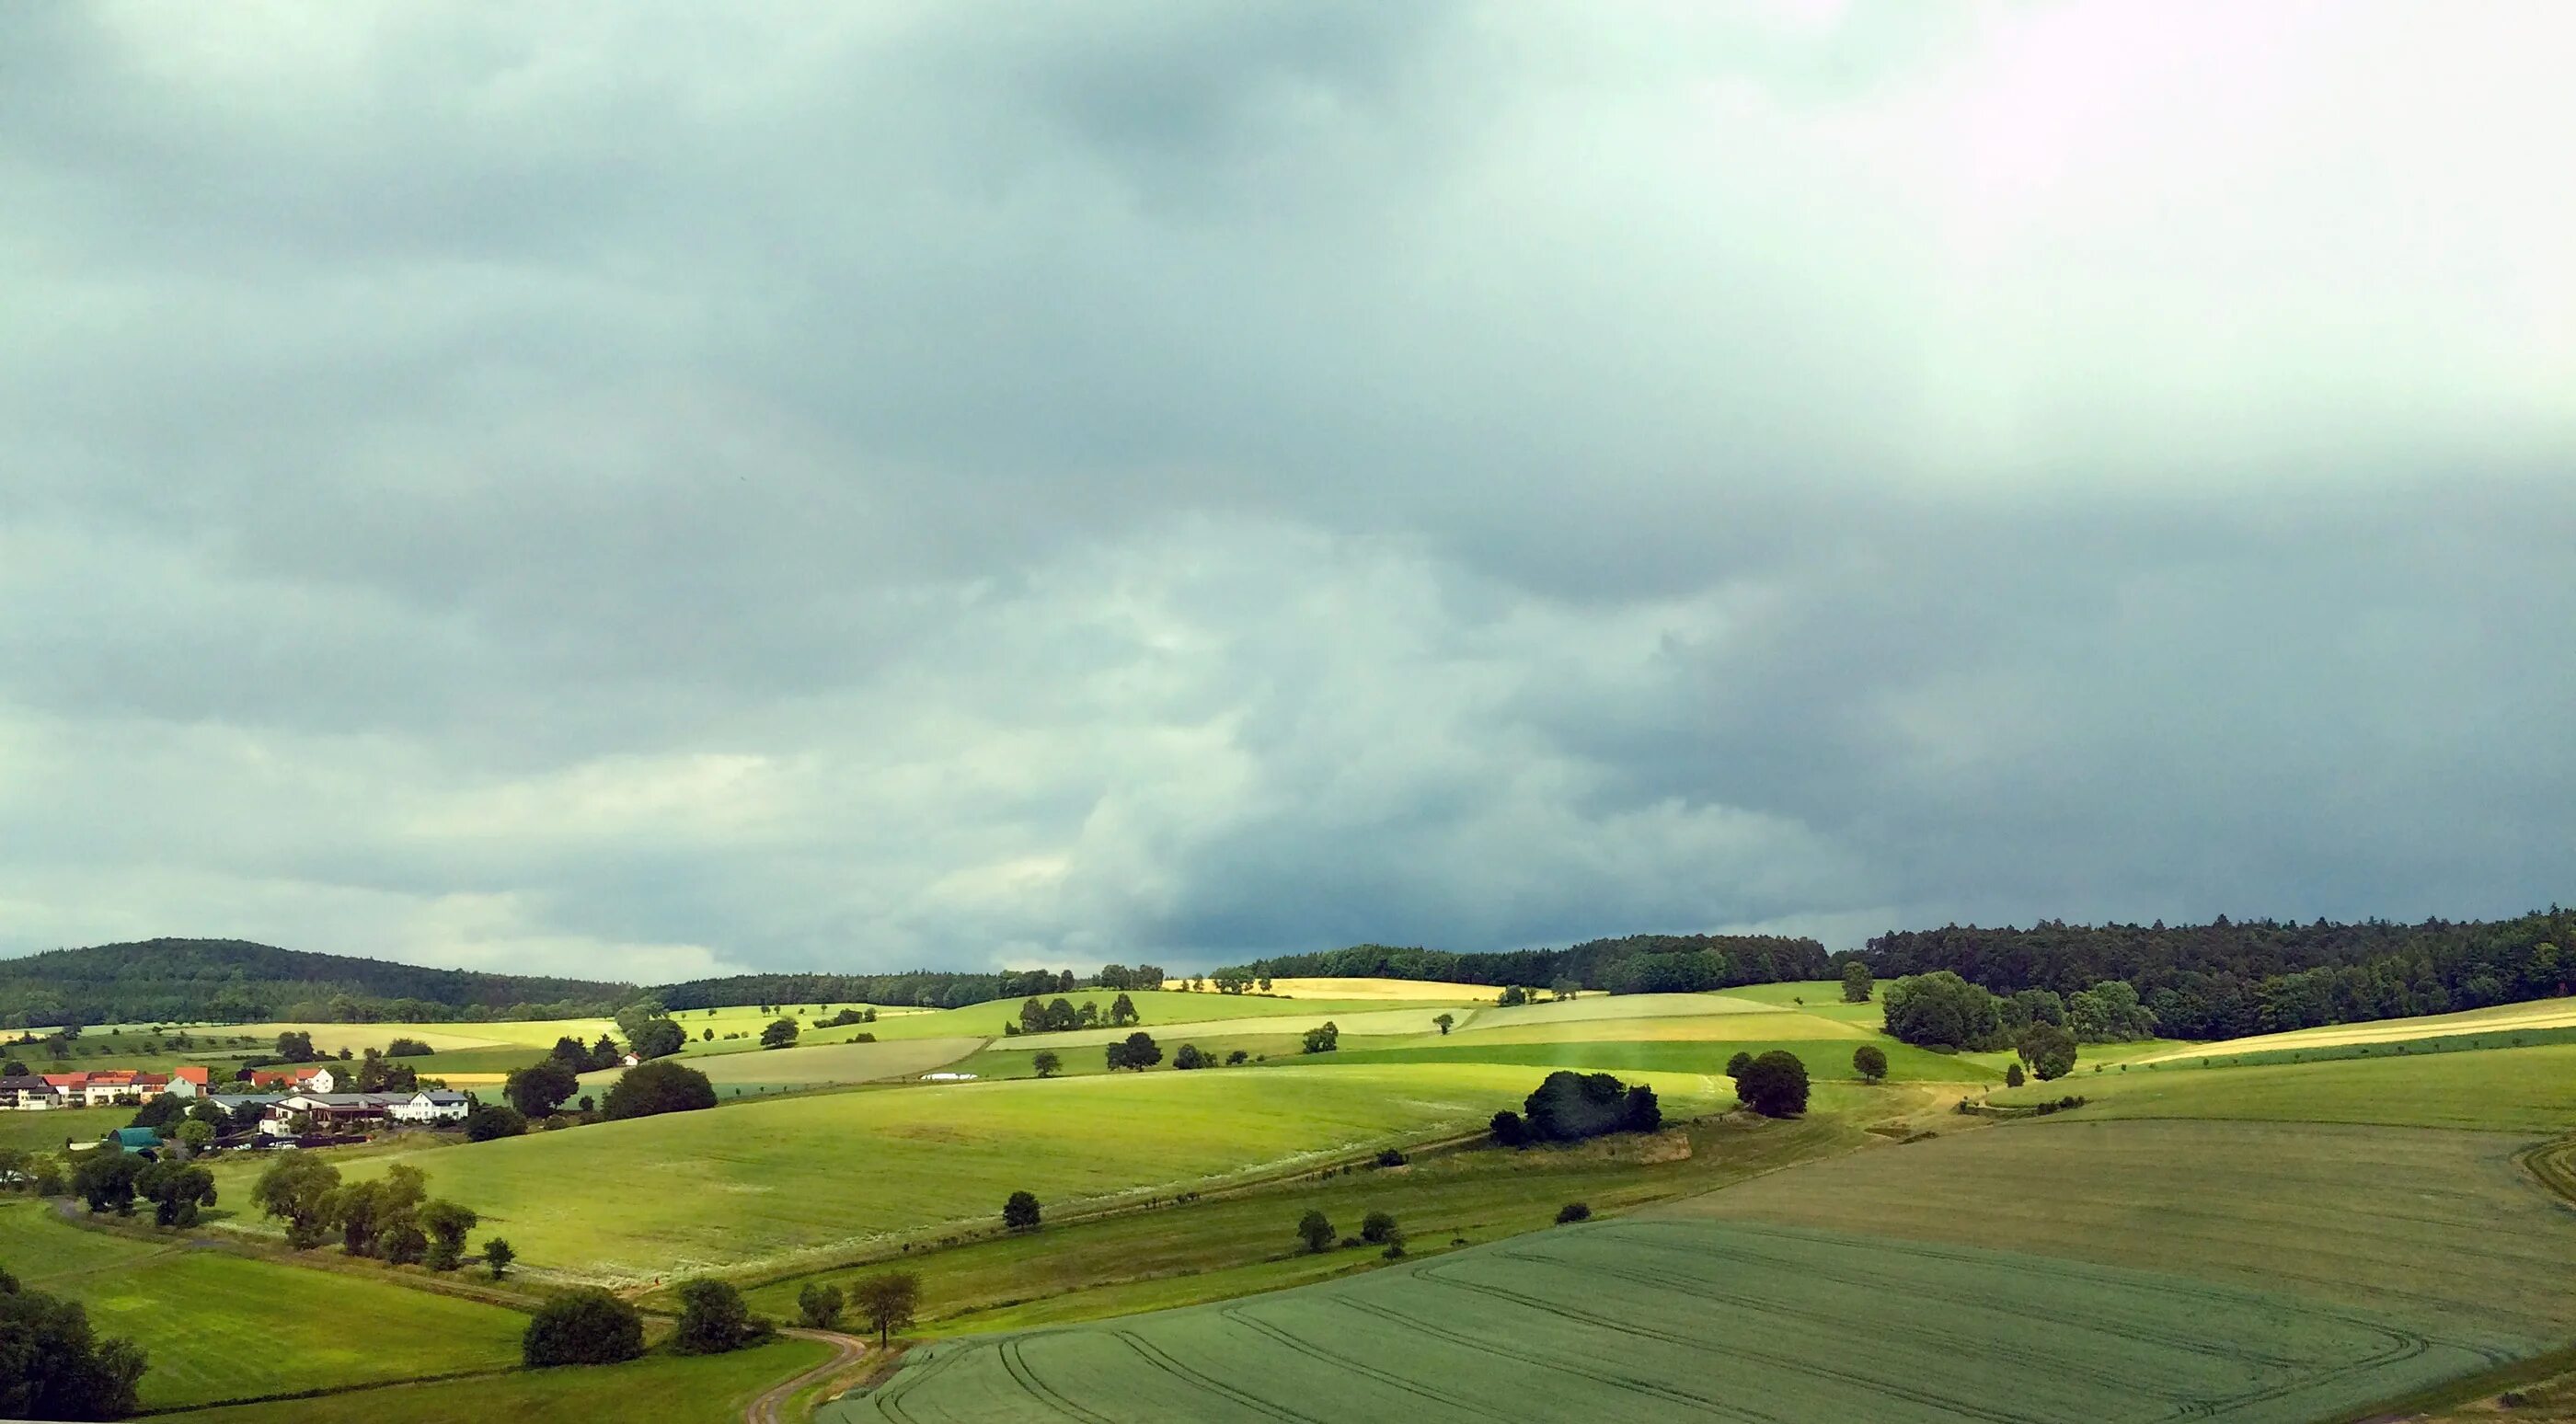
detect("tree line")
(1207, 934), (1834, 994)
(1865, 909), (2572, 1039)
(0, 938), (632, 1028)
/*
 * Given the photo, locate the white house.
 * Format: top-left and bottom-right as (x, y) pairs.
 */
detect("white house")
(387, 1090), (471, 1124)
(0, 1074), (62, 1110)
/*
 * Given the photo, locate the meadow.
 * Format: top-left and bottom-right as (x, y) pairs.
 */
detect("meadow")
(1988, 1040), (2576, 1132)
(2131, 993), (2576, 1063)
(0, 1104), (124, 1154)
(1298, 1037), (1995, 1082)
(579, 1035), (984, 1096)
(205, 1062), (1738, 1282)
(0, 1201), (527, 1410)
(153, 1336), (837, 1424)
(842, 1215), (2518, 1424)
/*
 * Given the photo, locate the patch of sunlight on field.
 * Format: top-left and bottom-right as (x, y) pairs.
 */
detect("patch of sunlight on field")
(1989, 1042), (2576, 1132)
(2133, 994), (2576, 1063)
(1246, 977), (1497, 1001)
(1443, 1007), (1869, 1044)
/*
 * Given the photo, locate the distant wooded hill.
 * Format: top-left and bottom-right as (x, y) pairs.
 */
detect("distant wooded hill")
(0, 937), (634, 1028)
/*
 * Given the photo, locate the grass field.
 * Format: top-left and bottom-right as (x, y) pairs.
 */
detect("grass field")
(2133, 993), (2576, 1064)
(1989, 1041), (2576, 1131)
(205, 1062), (1735, 1282)
(0, 1201), (527, 1410)
(840, 1214), (2520, 1423)
(0, 1105), (124, 1154)
(154, 1337), (836, 1424)
(1296, 1037), (2000, 1082)
(855, 990), (1468, 1043)
(739, 1110), (1869, 1334)
(1442, 1007), (1872, 1043)
(580, 1036), (984, 1095)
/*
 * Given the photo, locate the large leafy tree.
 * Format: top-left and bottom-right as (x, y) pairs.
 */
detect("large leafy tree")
(0, 1269), (147, 1421)
(523, 1290), (644, 1367)
(602, 1060), (717, 1120)
(253, 1154), (340, 1248)
(503, 1061), (579, 1119)
(850, 1272), (920, 1348)
(671, 1280), (764, 1355)
(1734, 1051), (1811, 1118)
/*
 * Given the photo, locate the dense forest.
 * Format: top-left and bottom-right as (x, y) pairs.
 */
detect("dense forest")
(1865, 909), (2571, 1039)
(657, 969), (1072, 1013)
(1210, 934), (1834, 994)
(0, 938), (634, 1028)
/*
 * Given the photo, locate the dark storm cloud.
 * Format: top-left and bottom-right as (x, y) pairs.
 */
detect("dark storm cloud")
(1, 1), (2569, 976)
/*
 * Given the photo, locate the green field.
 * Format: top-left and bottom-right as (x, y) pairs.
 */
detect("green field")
(155, 1336), (836, 1424)
(205, 1062), (1735, 1283)
(841, 1215), (2521, 1423)
(856, 990), (1478, 1043)
(580, 1036), (984, 1096)
(0, 1202), (527, 1410)
(0, 1105), (127, 1155)
(1989, 1040), (2576, 1131)
(740, 1110), (1870, 1333)
(1292, 1037), (2000, 1082)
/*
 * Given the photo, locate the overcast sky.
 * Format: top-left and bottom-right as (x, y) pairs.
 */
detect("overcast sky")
(3, 2), (2570, 982)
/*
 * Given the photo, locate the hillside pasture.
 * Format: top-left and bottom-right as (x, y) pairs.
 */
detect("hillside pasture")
(153, 1336), (835, 1424)
(1301, 1037), (1999, 1082)
(1987, 1042), (2576, 1132)
(1458, 992), (1781, 1032)
(2133, 993), (2576, 1064)
(1023, 1005), (1453, 1050)
(579, 1035), (983, 1094)
(841, 1216), (2518, 1424)
(1444, 1006), (1870, 1043)
(204, 1062), (1733, 1282)
(0, 1202), (527, 1410)
(0, 1104), (124, 1154)
(856, 990), (1457, 1042)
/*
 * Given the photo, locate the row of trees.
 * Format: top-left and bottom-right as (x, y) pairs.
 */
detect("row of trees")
(501, 1058), (719, 1123)
(1882, 971), (2157, 1051)
(1207, 934), (1834, 995)
(249, 1158), (494, 1271)
(1296, 1208), (1405, 1257)
(0, 937), (631, 1027)
(1005, 994), (1139, 1036)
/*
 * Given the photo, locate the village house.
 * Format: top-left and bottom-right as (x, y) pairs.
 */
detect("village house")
(169, 1065), (212, 1098)
(247, 1064), (336, 1093)
(0, 1074), (63, 1109)
(387, 1089), (471, 1124)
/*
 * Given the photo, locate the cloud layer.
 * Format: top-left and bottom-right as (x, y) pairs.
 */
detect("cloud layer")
(4, 1), (2570, 977)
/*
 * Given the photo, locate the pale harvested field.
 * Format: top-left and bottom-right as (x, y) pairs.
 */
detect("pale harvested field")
(1443, 1007), (1871, 1044)
(1248, 977), (1498, 1001)
(2134, 995), (2576, 1063)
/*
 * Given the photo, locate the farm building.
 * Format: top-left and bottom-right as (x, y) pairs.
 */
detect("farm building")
(106, 1126), (163, 1154)
(248, 1065), (337, 1093)
(388, 1089), (471, 1124)
(258, 1089), (466, 1135)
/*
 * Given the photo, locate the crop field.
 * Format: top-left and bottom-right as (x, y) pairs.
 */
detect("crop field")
(0, 1202), (526, 1410)
(855, 990), (1464, 1042)
(155, 1336), (837, 1424)
(205, 1062), (1732, 1281)
(1456, 992), (1784, 1031)
(2133, 993), (2576, 1063)
(1300, 1037), (1998, 1082)
(1669, 1119), (2576, 1337)
(1444, 1007), (1871, 1043)
(840, 1216), (2518, 1424)
(1988, 1041), (2576, 1131)
(1022, 1005), (1455, 1049)
(581, 1035), (983, 1094)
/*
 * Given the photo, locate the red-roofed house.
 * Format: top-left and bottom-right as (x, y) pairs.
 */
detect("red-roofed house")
(172, 1066), (213, 1098)
(248, 1065), (336, 1094)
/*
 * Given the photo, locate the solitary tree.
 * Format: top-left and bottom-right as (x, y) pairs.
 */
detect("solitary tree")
(1105, 1031), (1161, 1072)
(1433, 1013), (1455, 1036)
(2005, 1062), (2026, 1087)
(799, 1281), (845, 1330)
(850, 1271), (921, 1347)
(133, 1161), (215, 1227)
(1296, 1209), (1336, 1253)
(671, 1279), (765, 1355)
(1361, 1211), (1401, 1246)
(483, 1236), (516, 1280)
(1842, 961), (1875, 1003)
(602, 1060), (719, 1120)
(2017, 1023), (2079, 1082)
(1031, 1050), (1063, 1078)
(1852, 1045), (1889, 1082)
(503, 1061), (579, 1119)
(1003, 1190), (1042, 1232)
(1108, 993), (1139, 1027)
(1734, 1051), (1811, 1118)
(761, 1017), (800, 1050)
(1300, 1021), (1340, 1055)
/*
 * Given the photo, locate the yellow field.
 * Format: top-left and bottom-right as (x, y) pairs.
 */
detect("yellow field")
(1245, 977), (1501, 1001)
(1441, 1008), (1871, 1045)
(226, 1019), (616, 1054)
(2133, 994), (2576, 1064)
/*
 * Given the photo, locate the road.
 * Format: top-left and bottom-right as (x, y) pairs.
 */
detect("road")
(746, 1327), (870, 1424)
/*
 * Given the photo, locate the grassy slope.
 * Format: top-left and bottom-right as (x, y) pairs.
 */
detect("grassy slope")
(2133, 993), (2576, 1064)
(1989, 1041), (2576, 1132)
(839, 1213), (2517, 1424)
(153, 1337), (836, 1424)
(577, 1036), (983, 1095)
(204, 1062), (1737, 1282)
(1297, 1036), (2000, 1082)
(742, 1111), (1866, 1334)
(0, 1202), (526, 1410)
(856, 990), (1476, 1042)
(0, 1105), (128, 1154)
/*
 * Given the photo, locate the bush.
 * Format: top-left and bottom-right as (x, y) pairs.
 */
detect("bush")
(601, 1060), (719, 1120)
(483, 1237), (515, 1280)
(1296, 1210), (1335, 1253)
(1852, 1045), (1889, 1082)
(671, 1279), (767, 1355)
(1374, 1147), (1408, 1167)
(1556, 1201), (1592, 1224)
(1003, 1189), (1041, 1232)
(1172, 1043), (1207, 1071)
(1523, 1071), (1659, 1143)
(1225, 1050), (1248, 1065)
(1489, 1109), (1529, 1147)
(1360, 1211), (1401, 1246)
(386, 1037), (435, 1057)
(799, 1281), (845, 1330)
(1734, 1051), (1810, 1118)
(1301, 1022), (1340, 1054)
(2005, 1062), (2026, 1087)
(523, 1290), (644, 1367)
